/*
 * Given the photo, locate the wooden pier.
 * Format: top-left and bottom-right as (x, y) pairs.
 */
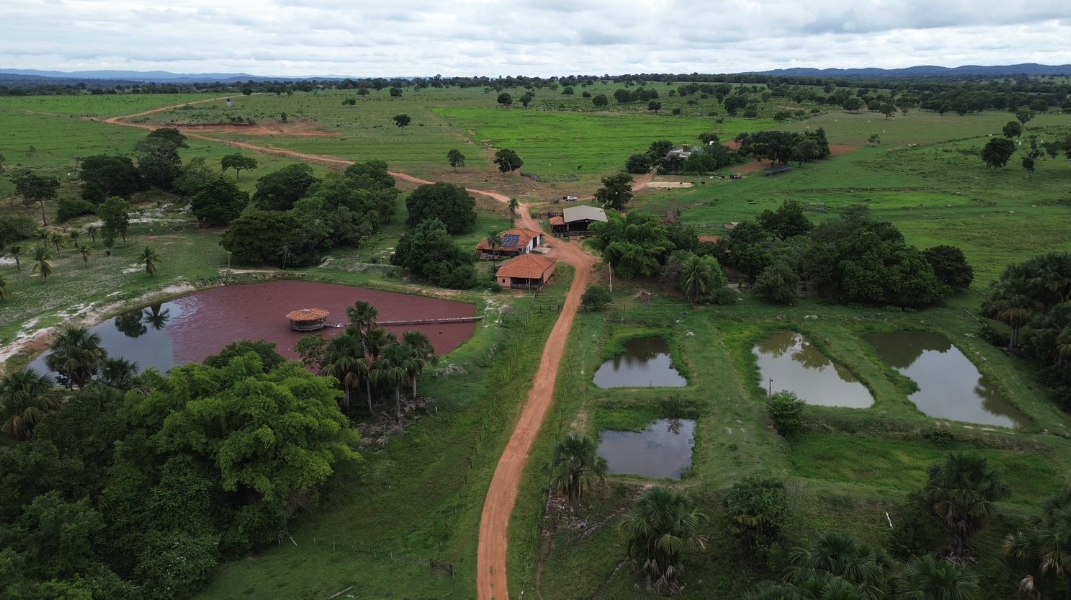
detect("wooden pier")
(319, 315), (485, 329)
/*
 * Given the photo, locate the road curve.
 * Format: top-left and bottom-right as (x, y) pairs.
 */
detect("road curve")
(105, 99), (596, 600)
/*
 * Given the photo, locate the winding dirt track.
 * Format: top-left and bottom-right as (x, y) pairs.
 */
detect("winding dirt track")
(105, 98), (599, 600)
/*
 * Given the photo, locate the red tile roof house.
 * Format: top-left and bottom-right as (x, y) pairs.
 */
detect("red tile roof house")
(495, 254), (557, 290)
(477, 228), (544, 259)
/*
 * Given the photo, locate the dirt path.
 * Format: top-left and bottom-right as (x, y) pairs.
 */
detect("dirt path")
(104, 99), (600, 600)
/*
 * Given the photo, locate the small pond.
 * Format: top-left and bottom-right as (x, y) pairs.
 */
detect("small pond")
(753, 331), (874, 408)
(864, 331), (1030, 429)
(29, 281), (476, 374)
(593, 336), (687, 388)
(597, 419), (696, 479)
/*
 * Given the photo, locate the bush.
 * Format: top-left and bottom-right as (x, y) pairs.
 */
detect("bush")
(405, 182), (476, 234)
(923, 429), (956, 448)
(56, 198), (96, 223)
(0, 215), (37, 250)
(767, 391), (805, 436)
(581, 284), (612, 311)
(978, 322), (1010, 347)
(754, 263), (800, 305)
(723, 474), (790, 566)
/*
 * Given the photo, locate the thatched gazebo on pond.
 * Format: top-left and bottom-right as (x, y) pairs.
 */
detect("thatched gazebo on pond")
(286, 308), (330, 331)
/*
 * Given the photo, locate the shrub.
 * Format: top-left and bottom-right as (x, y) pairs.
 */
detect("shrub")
(581, 284), (612, 311)
(767, 391), (805, 435)
(56, 198), (96, 223)
(724, 474), (790, 566)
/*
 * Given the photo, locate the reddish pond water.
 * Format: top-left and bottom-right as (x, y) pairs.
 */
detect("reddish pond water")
(30, 281), (477, 373)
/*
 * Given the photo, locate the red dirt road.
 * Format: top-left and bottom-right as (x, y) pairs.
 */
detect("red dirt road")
(107, 99), (597, 600)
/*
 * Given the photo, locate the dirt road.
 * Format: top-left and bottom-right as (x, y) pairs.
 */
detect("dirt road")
(106, 100), (597, 600)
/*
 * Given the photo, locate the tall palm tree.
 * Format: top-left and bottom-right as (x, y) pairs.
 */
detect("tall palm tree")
(31, 245), (53, 280)
(137, 246), (162, 277)
(0, 275), (9, 301)
(97, 357), (139, 391)
(375, 342), (415, 422)
(789, 530), (892, 598)
(508, 197), (519, 221)
(86, 226), (98, 244)
(8, 244), (21, 271)
(1004, 488), (1071, 600)
(894, 555), (979, 600)
(364, 327), (393, 362)
(347, 300), (379, 338)
(620, 486), (708, 595)
(679, 254), (714, 303)
(549, 434), (607, 517)
(69, 229), (80, 247)
(0, 369), (62, 441)
(79, 244), (91, 266)
(402, 330), (438, 398)
(44, 324), (107, 391)
(923, 453), (1011, 559)
(486, 230), (502, 271)
(322, 332), (365, 411)
(983, 279), (1042, 350)
(49, 231), (64, 253)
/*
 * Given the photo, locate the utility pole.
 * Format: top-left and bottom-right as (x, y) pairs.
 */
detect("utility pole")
(768, 378), (773, 398)
(608, 264), (613, 293)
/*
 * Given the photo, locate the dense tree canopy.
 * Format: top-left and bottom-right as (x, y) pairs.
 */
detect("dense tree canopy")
(391, 219), (478, 289)
(981, 137), (1016, 168)
(79, 155), (146, 203)
(252, 163), (319, 211)
(191, 177), (249, 226)
(405, 182), (476, 234)
(493, 148), (524, 172)
(593, 172), (634, 210)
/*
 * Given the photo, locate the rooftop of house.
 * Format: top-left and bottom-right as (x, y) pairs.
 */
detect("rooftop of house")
(496, 254), (556, 279)
(562, 205), (608, 224)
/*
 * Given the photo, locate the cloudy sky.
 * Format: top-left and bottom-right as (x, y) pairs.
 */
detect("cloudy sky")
(2, 0), (1071, 77)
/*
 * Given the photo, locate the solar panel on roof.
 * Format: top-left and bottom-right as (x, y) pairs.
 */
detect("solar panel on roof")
(502, 234), (521, 248)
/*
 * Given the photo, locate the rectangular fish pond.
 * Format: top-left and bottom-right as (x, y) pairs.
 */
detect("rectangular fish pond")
(593, 336), (687, 389)
(753, 331), (874, 408)
(596, 418), (696, 479)
(864, 331), (1030, 429)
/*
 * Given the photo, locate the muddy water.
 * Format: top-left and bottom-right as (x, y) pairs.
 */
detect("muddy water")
(593, 336), (687, 388)
(864, 331), (1030, 428)
(597, 419), (696, 479)
(753, 331), (874, 408)
(29, 281), (476, 374)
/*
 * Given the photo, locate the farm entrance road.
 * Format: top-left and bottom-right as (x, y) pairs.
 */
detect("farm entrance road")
(105, 99), (599, 600)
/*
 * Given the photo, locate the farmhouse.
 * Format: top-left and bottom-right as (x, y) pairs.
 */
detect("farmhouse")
(551, 205), (607, 235)
(477, 228), (544, 259)
(495, 254), (557, 290)
(666, 148), (692, 160)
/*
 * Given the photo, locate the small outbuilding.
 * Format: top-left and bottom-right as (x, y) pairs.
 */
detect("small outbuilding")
(495, 254), (557, 290)
(552, 205), (607, 235)
(286, 308), (330, 331)
(477, 228), (544, 259)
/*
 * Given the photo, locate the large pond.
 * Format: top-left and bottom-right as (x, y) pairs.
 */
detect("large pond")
(864, 331), (1031, 429)
(29, 281), (476, 374)
(593, 336), (687, 388)
(753, 331), (874, 408)
(597, 419), (696, 479)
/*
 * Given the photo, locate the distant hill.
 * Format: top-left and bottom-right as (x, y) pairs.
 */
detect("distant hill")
(752, 63), (1071, 78)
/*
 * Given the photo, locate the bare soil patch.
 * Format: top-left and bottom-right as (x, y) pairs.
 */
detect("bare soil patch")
(829, 143), (861, 157)
(176, 122), (337, 137)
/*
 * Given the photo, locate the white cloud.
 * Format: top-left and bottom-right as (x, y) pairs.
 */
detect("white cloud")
(0, 0), (1069, 76)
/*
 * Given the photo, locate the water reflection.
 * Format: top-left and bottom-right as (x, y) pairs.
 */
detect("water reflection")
(753, 331), (874, 408)
(865, 331), (1030, 428)
(593, 336), (687, 388)
(597, 419), (696, 479)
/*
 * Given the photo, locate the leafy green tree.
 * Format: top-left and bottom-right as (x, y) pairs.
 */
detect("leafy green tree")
(894, 555), (979, 600)
(134, 134), (183, 190)
(191, 177), (249, 226)
(1004, 489), (1071, 599)
(9, 492), (105, 581)
(405, 182), (477, 234)
(755, 263), (801, 305)
(590, 211), (675, 279)
(493, 148), (524, 173)
(621, 486), (708, 595)
(45, 325), (106, 391)
(724, 474), (790, 565)
(768, 391), (805, 436)
(98, 196), (131, 242)
(392, 114), (411, 128)
(220, 210), (299, 266)
(252, 163), (318, 211)
(843, 97), (864, 113)
(392, 219), (477, 289)
(1003, 121), (1023, 139)
(8, 244), (20, 271)
(31, 245), (53, 280)
(146, 127), (188, 148)
(389, 86), (402, 97)
(519, 91), (535, 108)
(923, 453), (1011, 558)
(496, 92), (513, 106)
(203, 340), (286, 372)
(981, 137), (1016, 168)
(447, 149), (466, 170)
(13, 173), (60, 226)
(592, 93), (609, 107)
(625, 153), (653, 174)
(220, 153), (258, 180)
(549, 434), (607, 517)
(0, 369), (61, 440)
(923, 245), (973, 292)
(172, 156), (216, 197)
(78, 155), (146, 203)
(1017, 110), (1035, 126)
(581, 283), (613, 311)
(594, 172), (634, 211)
(137, 246), (162, 277)
(759, 199), (813, 240)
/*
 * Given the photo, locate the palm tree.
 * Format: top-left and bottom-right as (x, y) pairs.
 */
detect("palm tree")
(895, 555), (979, 600)
(49, 231), (64, 253)
(549, 434), (607, 517)
(743, 582), (802, 600)
(620, 486), (708, 595)
(923, 453), (1011, 559)
(402, 330), (438, 398)
(789, 531), (892, 598)
(0, 369), (62, 440)
(508, 197), (519, 221)
(679, 254), (714, 303)
(8, 244), (21, 271)
(31, 245), (53, 280)
(87, 226), (98, 244)
(322, 332), (365, 411)
(486, 230), (503, 272)
(79, 244), (91, 266)
(69, 229), (80, 247)
(1004, 489), (1071, 600)
(45, 324), (107, 391)
(97, 357), (139, 391)
(0, 275), (9, 301)
(137, 246), (162, 277)
(347, 300), (379, 338)
(364, 327), (393, 362)
(375, 342), (415, 422)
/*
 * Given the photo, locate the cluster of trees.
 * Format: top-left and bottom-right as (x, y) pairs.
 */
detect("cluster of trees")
(589, 211), (735, 304)
(221, 160), (398, 267)
(982, 253), (1071, 412)
(625, 138), (735, 176)
(982, 122), (1071, 173)
(715, 202), (971, 308)
(390, 182), (479, 289)
(0, 328), (359, 599)
(735, 128), (832, 166)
